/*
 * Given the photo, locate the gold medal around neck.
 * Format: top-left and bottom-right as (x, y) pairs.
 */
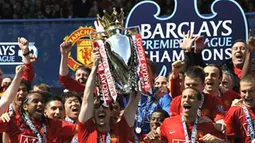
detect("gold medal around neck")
(135, 127), (142, 134)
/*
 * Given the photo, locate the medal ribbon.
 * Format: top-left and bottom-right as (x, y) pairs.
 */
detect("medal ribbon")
(182, 93), (204, 143)
(99, 132), (111, 143)
(131, 34), (152, 94)
(197, 93), (204, 117)
(22, 113), (47, 143)
(70, 136), (78, 143)
(182, 115), (199, 143)
(242, 106), (255, 140)
(136, 94), (152, 130)
(65, 116), (75, 124)
(8, 104), (14, 116)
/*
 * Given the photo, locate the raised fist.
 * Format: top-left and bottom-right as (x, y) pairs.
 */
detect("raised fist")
(171, 61), (184, 76)
(18, 37), (29, 54)
(60, 41), (72, 55)
(15, 65), (26, 77)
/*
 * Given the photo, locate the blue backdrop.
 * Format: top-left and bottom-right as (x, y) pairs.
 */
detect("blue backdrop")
(1, 13), (255, 89)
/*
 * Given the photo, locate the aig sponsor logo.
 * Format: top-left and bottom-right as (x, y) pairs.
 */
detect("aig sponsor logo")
(0, 42), (38, 65)
(19, 135), (38, 143)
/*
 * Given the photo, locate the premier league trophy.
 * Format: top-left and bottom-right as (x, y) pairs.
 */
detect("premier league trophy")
(90, 8), (152, 104)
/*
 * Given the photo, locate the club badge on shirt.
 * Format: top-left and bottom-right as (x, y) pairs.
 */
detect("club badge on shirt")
(217, 105), (225, 113)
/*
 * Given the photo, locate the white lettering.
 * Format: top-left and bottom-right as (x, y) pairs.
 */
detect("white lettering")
(166, 23), (178, 38)
(141, 24), (151, 39)
(225, 48), (232, 59)
(160, 51), (171, 62)
(198, 21), (211, 36)
(222, 20), (232, 36)
(0, 56), (15, 62)
(140, 20), (233, 39)
(210, 20), (223, 36)
(202, 49), (212, 61)
(149, 51), (160, 62)
(9, 46), (15, 55)
(151, 23), (165, 38)
(177, 22), (189, 37)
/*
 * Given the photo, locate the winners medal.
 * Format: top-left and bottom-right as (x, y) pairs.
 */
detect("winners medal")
(135, 127), (142, 134)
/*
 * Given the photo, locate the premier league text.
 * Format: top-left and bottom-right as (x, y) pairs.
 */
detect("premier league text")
(140, 20), (233, 63)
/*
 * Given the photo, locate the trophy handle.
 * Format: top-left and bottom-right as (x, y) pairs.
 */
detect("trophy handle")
(124, 26), (140, 36)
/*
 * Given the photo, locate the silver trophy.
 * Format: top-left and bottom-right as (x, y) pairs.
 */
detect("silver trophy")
(90, 8), (141, 99)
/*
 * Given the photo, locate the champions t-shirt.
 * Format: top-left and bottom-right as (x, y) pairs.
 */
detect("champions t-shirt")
(0, 115), (76, 143)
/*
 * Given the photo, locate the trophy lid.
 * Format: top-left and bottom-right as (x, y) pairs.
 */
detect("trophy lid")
(97, 8), (124, 34)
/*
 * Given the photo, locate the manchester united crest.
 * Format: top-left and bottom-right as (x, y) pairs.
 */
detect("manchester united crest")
(64, 26), (96, 71)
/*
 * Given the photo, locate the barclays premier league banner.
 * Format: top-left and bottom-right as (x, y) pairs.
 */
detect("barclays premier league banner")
(0, 42), (38, 65)
(126, 0), (248, 76)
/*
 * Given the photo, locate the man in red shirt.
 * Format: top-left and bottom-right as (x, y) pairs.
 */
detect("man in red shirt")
(146, 87), (226, 142)
(45, 95), (78, 143)
(0, 91), (77, 143)
(1, 77), (12, 92)
(59, 41), (91, 93)
(2, 37), (36, 143)
(78, 48), (139, 143)
(7, 37), (35, 117)
(170, 66), (225, 122)
(62, 91), (82, 142)
(225, 72), (255, 143)
(0, 65), (26, 116)
(203, 65), (240, 112)
(33, 83), (51, 93)
(44, 96), (65, 120)
(220, 70), (234, 91)
(178, 31), (252, 93)
(62, 91), (81, 124)
(168, 61), (184, 99)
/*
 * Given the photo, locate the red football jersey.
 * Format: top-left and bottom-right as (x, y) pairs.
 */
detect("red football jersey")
(78, 116), (132, 143)
(53, 120), (77, 143)
(170, 93), (225, 122)
(0, 115), (76, 143)
(234, 67), (242, 79)
(160, 115), (225, 143)
(225, 106), (255, 143)
(59, 74), (85, 93)
(217, 90), (240, 112)
(169, 75), (182, 99)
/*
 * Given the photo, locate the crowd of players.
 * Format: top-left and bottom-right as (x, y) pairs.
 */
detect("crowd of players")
(0, 30), (254, 143)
